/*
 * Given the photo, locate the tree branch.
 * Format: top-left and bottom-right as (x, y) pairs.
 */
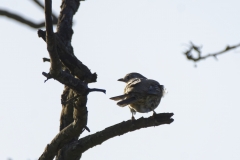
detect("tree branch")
(44, 0), (61, 75)
(57, 0), (81, 44)
(0, 1), (58, 29)
(32, 0), (58, 23)
(39, 1), (103, 160)
(38, 29), (97, 83)
(63, 113), (174, 159)
(183, 42), (240, 63)
(60, 86), (75, 131)
(38, 107), (88, 160)
(43, 0), (100, 95)
(0, 9), (45, 28)
(55, 34), (98, 83)
(43, 57), (50, 62)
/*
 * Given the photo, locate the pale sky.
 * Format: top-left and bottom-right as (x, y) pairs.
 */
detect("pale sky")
(1, 0), (240, 160)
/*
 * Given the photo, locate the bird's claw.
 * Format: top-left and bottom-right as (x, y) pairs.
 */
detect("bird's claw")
(131, 116), (136, 121)
(152, 111), (157, 118)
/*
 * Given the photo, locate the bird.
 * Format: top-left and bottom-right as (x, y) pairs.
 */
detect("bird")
(110, 72), (166, 120)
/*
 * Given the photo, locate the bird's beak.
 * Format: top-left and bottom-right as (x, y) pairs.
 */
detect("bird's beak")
(118, 78), (125, 82)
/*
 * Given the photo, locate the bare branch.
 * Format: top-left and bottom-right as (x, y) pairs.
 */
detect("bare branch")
(38, 29), (46, 41)
(37, 0), (97, 83)
(0, 9), (45, 28)
(55, 34), (98, 83)
(38, 29), (98, 83)
(42, 70), (105, 96)
(55, 0), (98, 83)
(61, 113), (174, 159)
(0, 1), (58, 29)
(32, 0), (58, 23)
(38, 106), (88, 160)
(183, 42), (240, 63)
(44, 0), (61, 75)
(39, 2), (104, 160)
(57, 0), (82, 42)
(43, 57), (50, 62)
(33, 0), (45, 9)
(60, 86), (75, 131)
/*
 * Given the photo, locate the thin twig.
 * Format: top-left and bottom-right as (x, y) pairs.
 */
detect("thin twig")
(0, 9), (45, 28)
(183, 42), (240, 63)
(0, 1), (58, 29)
(43, 57), (50, 62)
(32, 0), (58, 23)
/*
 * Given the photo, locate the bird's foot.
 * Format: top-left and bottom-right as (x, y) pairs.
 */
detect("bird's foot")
(152, 111), (157, 118)
(131, 116), (136, 121)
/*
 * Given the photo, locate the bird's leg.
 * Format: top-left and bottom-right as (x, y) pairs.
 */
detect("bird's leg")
(131, 115), (136, 121)
(131, 111), (136, 121)
(152, 110), (157, 118)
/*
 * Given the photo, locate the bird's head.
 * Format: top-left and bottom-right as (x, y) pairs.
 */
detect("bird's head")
(118, 72), (147, 83)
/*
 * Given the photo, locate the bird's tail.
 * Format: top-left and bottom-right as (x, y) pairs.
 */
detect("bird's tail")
(162, 85), (168, 97)
(117, 97), (137, 107)
(109, 94), (128, 101)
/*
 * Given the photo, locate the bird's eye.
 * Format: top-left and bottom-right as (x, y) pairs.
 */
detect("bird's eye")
(126, 76), (130, 80)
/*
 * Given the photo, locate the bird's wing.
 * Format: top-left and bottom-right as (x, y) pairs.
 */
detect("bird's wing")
(146, 80), (163, 96)
(117, 97), (138, 107)
(124, 78), (143, 93)
(126, 79), (162, 96)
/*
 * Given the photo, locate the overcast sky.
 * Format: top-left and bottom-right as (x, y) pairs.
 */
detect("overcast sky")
(1, 0), (240, 160)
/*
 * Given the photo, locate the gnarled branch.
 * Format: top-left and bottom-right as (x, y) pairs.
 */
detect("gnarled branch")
(39, 1), (101, 160)
(38, 29), (97, 83)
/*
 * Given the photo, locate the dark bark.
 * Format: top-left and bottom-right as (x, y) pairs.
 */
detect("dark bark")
(38, 29), (97, 83)
(38, 1), (89, 160)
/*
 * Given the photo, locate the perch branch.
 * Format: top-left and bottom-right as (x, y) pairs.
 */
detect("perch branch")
(184, 42), (240, 62)
(63, 113), (174, 158)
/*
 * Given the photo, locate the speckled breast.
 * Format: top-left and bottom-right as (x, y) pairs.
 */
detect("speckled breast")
(128, 95), (161, 113)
